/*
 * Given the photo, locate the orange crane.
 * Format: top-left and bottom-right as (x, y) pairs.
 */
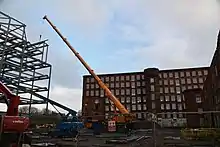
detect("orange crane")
(43, 15), (135, 124)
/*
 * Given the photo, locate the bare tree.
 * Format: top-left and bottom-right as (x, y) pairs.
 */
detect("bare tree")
(18, 106), (40, 114)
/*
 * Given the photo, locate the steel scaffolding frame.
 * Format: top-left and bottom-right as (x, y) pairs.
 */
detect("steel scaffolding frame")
(0, 11), (52, 110)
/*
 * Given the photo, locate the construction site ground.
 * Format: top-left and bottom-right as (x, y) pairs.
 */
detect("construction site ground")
(30, 128), (220, 147)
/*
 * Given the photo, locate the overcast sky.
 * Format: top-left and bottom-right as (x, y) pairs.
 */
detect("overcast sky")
(0, 0), (219, 113)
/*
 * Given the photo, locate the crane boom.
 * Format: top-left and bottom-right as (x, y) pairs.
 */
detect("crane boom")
(43, 15), (129, 115)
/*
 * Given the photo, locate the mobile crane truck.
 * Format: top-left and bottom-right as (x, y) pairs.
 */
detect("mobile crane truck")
(0, 81), (31, 147)
(43, 16), (135, 133)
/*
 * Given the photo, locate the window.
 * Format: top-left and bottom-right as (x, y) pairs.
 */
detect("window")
(126, 97), (130, 103)
(105, 98), (109, 103)
(193, 85), (198, 88)
(204, 70), (208, 75)
(137, 104), (142, 110)
(182, 86), (186, 92)
(170, 79), (174, 85)
(151, 85), (155, 91)
(187, 78), (191, 84)
(121, 89), (125, 95)
(175, 79), (180, 85)
(116, 83), (119, 88)
(137, 88), (141, 94)
(136, 75), (141, 80)
(86, 91), (89, 96)
(126, 105), (131, 111)
(193, 78), (197, 84)
(131, 75), (135, 81)
(152, 102), (156, 109)
(100, 90), (104, 97)
(91, 84), (94, 89)
(177, 95), (181, 102)
(159, 80), (162, 85)
(160, 87), (163, 93)
(160, 96), (164, 101)
(192, 71), (196, 76)
(199, 78), (203, 83)
(105, 113), (109, 119)
(143, 96), (147, 102)
(126, 82), (130, 87)
(141, 75), (145, 80)
(91, 91), (94, 96)
(198, 108), (203, 113)
(169, 73), (173, 78)
(181, 79), (185, 84)
(121, 82), (125, 87)
(86, 78), (90, 83)
(96, 84), (99, 88)
(121, 76), (124, 81)
(121, 97), (125, 103)
(126, 89), (131, 95)
(178, 104), (182, 110)
(105, 106), (109, 111)
(126, 75), (130, 81)
(110, 106), (115, 111)
(173, 113), (177, 118)
(170, 87), (175, 93)
(95, 90), (99, 96)
(151, 94), (155, 100)
(115, 89), (119, 95)
(178, 113), (183, 118)
(196, 94), (202, 103)
(142, 81), (145, 86)
(131, 82), (135, 88)
(110, 83), (114, 88)
(110, 77), (114, 82)
(163, 73), (167, 78)
(198, 71), (202, 76)
(165, 96), (170, 101)
(159, 73), (162, 78)
(137, 97), (141, 103)
(131, 89), (135, 95)
(176, 87), (181, 94)
(172, 103), (176, 109)
(188, 85), (192, 89)
(171, 95), (176, 101)
(86, 84), (90, 89)
(167, 113), (171, 118)
(91, 78), (95, 82)
(186, 71), (190, 77)
(137, 81), (141, 87)
(143, 104), (147, 110)
(180, 72), (184, 77)
(105, 77), (109, 82)
(116, 76), (119, 81)
(132, 105), (136, 110)
(132, 97), (136, 104)
(150, 78), (154, 83)
(161, 104), (164, 110)
(166, 104), (170, 110)
(165, 87), (169, 93)
(142, 89), (146, 94)
(137, 113), (142, 119)
(164, 80), (168, 85)
(175, 72), (179, 78)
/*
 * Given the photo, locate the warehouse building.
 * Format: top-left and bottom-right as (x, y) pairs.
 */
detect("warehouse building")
(82, 66), (208, 127)
(202, 30), (220, 128)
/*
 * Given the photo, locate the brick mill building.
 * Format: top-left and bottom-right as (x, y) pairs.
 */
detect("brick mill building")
(82, 30), (220, 128)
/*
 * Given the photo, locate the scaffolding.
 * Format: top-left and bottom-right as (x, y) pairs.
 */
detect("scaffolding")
(0, 11), (52, 110)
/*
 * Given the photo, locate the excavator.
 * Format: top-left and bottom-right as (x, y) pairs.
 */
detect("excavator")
(43, 16), (135, 131)
(0, 81), (30, 147)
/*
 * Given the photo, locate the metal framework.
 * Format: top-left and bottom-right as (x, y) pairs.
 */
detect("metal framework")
(0, 11), (52, 110)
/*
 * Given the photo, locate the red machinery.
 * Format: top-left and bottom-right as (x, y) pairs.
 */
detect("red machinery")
(0, 81), (30, 147)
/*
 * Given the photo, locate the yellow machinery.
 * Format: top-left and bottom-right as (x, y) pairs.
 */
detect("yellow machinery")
(43, 16), (135, 125)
